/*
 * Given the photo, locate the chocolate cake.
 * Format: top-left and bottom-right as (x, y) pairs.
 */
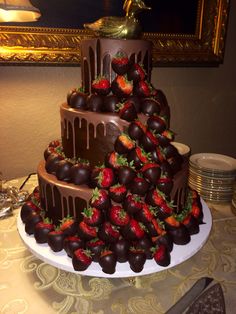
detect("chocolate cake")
(21, 37), (204, 274)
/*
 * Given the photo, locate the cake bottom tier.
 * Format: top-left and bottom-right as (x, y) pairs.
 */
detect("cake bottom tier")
(38, 160), (189, 225)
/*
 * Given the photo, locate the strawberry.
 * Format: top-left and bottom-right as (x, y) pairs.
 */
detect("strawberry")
(128, 176), (150, 196)
(164, 216), (191, 245)
(34, 218), (54, 244)
(86, 238), (106, 262)
(47, 228), (65, 252)
(24, 212), (43, 235)
(152, 231), (173, 252)
(109, 205), (130, 226)
(92, 76), (110, 96)
(78, 221), (97, 240)
(140, 130), (159, 152)
(99, 249), (117, 274)
(60, 216), (78, 236)
(146, 218), (166, 237)
(190, 200), (204, 224)
(127, 146), (151, 170)
(123, 194), (143, 214)
(72, 248), (92, 271)
(63, 235), (85, 258)
(91, 167), (115, 189)
(156, 201), (173, 220)
(133, 80), (151, 97)
(114, 133), (135, 155)
(108, 184), (127, 203)
(128, 120), (147, 140)
(111, 51), (130, 75)
(152, 244), (170, 267)
(157, 176), (173, 196)
(145, 188), (166, 207)
(67, 87), (88, 110)
(20, 200), (41, 223)
(181, 214), (200, 235)
(105, 151), (129, 169)
(127, 63), (146, 83)
(111, 238), (130, 263)
(117, 165), (136, 186)
(141, 98), (161, 116)
(122, 218), (145, 240)
(111, 75), (133, 98)
(150, 146), (166, 164)
(98, 221), (120, 243)
(82, 206), (103, 226)
(147, 115), (167, 134)
(141, 162), (161, 185)
(134, 203), (154, 223)
(158, 129), (175, 147)
(128, 247), (146, 273)
(89, 188), (111, 211)
(117, 100), (138, 122)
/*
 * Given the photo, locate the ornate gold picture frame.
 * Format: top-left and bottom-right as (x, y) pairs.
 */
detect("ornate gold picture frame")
(0, 0), (230, 66)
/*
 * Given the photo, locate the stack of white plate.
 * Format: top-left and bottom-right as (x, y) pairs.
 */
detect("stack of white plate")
(188, 153), (236, 203)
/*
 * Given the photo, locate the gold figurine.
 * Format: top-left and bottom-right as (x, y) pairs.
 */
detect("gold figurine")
(84, 0), (151, 39)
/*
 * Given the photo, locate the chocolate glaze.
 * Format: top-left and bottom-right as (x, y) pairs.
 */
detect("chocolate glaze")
(81, 38), (152, 94)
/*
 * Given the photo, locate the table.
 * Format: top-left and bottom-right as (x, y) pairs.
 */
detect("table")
(0, 175), (236, 314)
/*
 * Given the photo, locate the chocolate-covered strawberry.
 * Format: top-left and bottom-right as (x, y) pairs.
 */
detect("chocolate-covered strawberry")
(152, 231), (173, 252)
(134, 203), (154, 224)
(121, 218), (145, 241)
(92, 76), (110, 96)
(89, 188), (111, 211)
(168, 155), (183, 174)
(70, 162), (91, 185)
(103, 95), (119, 112)
(111, 75), (133, 99)
(127, 63), (146, 83)
(109, 205), (130, 227)
(111, 51), (130, 75)
(108, 184), (127, 203)
(156, 201), (173, 220)
(86, 94), (103, 112)
(117, 165), (136, 186)
(181, 214), (200, 235)
(141, 98), (161, 116)
(34, 218), (54, 243)
(147, 116), (167, 134)
(141, 162), (161, 185)
(63, 235), (85, 258)
(126, 95), (142, 113)
(133, 80), (151, 97)
(82, 206), (103, 226)
(99, 249), (117, 274)
(136, 235), (153, 259)
(123, 194), (143, 215)
(139, 130), (159, 152)
(56, 159), (73, 182)
(164, 216), (190, 245)
(21, 200), (41, 223)
(72, 248), (92, 271)
(190, 200), (204, 224)
(164, 144), (179, 159)
(145, 218), (165, 237)
(47, 228), (65, 252)
(128, 247), (146, 273)
(90, 166), (115, 189)
(157, 129), (175, 147)
(128, 120), (146, 140)
(60, 216), (78, 236)
(78, 221), (97, 241)
(45, 153), (64, 175)
(86, 238), (105, 262)
(145, 187), (167, 207)
(153, 244), (170, 267)
(127, 146), (150, 170)
(160, 160), (173, 178)
(156, 175), (173, 196)
(117, 100), (137, 122)
(98, 221), (120, 244)
(67, 88), (87, 110)
(128, 176), (149, 196)
(25, 211), (43, 235)
(114, 133), (135, 155)
(111, 238), (130, 263)
(150, 147), (166, 164)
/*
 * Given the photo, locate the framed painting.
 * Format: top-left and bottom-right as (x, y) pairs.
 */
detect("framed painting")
(0, 0), (230, 66)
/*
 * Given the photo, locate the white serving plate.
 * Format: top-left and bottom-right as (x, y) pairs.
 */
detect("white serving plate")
(17, 200), (212, 278)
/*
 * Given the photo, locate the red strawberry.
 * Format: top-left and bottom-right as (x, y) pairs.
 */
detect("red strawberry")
(105, 151), (128, 170)
(98, 221), (120, 244)
(190, 200), (204, 224)
(82, 207), (103, 226)
(91, 167), (115, 189)
(133, 80), (151, 97)
(158, 129), (175, 147)
(128, 176), (150, 196)
(89, 188), (111, 211)
(157, 176), (173, 196)
(60, 216), (78, 236)
(111, 75), (133, 98)
(156, 201), (173, 220)
(86, 238), (106, 262)
(92, 76), (110, 96)
(153, 244), (170, 267)
(146, 218), (166, 237)
(108, 184), (127, 203)
(72, 248), (92, 271)
(164, 217), (191, 245)
(109, 205), (130, 226)
(63, 235), (85, 258)
(114, 133), (135, 155)
(111, 51), (130, 75)
(123, 194), (143, 214)
(150, 147), (166, 164)
(34, 218), (54, 244)
(127, 63), (146, 83)
(140, 130), (159, 152)
(20, 200), (41, 223)
(99, 249), (117, 274)
(111, 238), (130, 263)
(127, 146), (150, 169)
(117, 100), (137, 122)
(122, 218), (145, 240)
(145, 188), (166, 207)
(78, 221), (97, 240)
(128, 120), (147, 140)
(134, 203), (154, 223)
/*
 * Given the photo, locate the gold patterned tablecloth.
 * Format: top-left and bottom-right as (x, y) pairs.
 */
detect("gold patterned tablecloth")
(0, 176), (236, 314)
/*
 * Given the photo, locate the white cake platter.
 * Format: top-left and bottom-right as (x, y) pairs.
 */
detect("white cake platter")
(17, 200), (212, 278)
